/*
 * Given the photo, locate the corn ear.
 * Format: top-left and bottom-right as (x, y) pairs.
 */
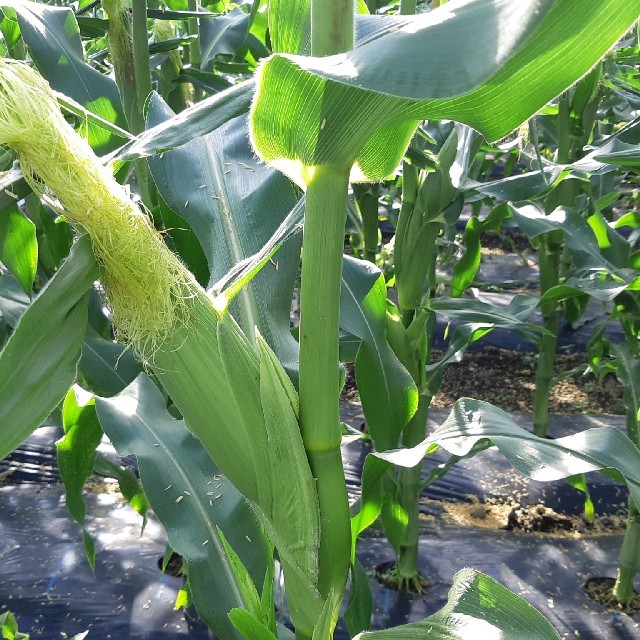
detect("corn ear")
(256, 333), (323, 633)
(0, 59), (192, 357)
(154, 309), (323, 634)
(0, 59), (323, 636)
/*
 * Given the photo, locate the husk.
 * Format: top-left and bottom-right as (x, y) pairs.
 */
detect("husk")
(0, 60), (195, 357)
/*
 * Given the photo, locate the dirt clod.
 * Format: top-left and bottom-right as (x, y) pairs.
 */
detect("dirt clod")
(506, 503), (573, 533)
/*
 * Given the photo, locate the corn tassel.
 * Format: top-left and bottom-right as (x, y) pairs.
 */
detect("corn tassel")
(0, 60), (323, 636)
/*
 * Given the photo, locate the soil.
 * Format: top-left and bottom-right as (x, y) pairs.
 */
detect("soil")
(583, 577), (640, 614)
(432, 498), (628, 538)
(429, 346), (625, 415)
(480, 229), (535, 255)
(342, 346), (625, 415)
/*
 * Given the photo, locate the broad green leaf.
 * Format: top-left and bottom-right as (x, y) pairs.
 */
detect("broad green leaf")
(450, 216), (481, 298)
(512, 204), (631, 273)
(78, 327), (142, 397)
(92, 454), (149, 518)
(349, 454), (388, 562)
(37, 203), (73, 270)
(114, 80), (255, 162)
(217, 526), (264, 624)
(112, 14), (416, 163)
(542, 276), (633, 305)
(2, 1), (127, 155)
(466, 166), (566, 201)
(354, 568), (560, 640)
(450, 205), (511, 297)
(380, 472), (406, 556)
(0, 235), (99, 460)
(0, 273), (28, 325)
(0, 7), (21, 51)
(259, 538), (276, 635)
(376, 397), (640, 515)
(57, 386), (104, 570)
(200, 7), (251, 69)
(594, 141), (640, 170)
(311, 589), (338, 640)
(417, 126), (459, 219)
(587, 209), (629, 267)
(269, 0), (309, 55)
(340, 256), (418, 452)
(250, 0), (640, 186)
(256, 333), (322, 633)
(156, 193), (209, 287)
(147, 97), (302, 373)
(95, 374), (268, 640)
(344, 559), (373, 638)
(0, 610), (30, 640)
(250, 0), (640, 184)
(229, 609), (279, 640)
(427, 295), (539, 323)
(0, 204), (36, 294)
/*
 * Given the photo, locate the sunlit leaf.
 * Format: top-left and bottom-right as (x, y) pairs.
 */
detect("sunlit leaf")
(250, 0), (640, 186)
(354, 568), (560, 640)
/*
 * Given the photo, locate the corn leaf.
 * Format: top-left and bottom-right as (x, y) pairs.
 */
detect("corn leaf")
(250, 0), (640, 186)
(113, 80), (255, 162)
(199, 7), (251, 69)
(77, 327), (142, 397)
(216, 526), (265, 626)
(1, 0), (127, 154)
(57, 386), (104, 570)
(0, 235), (99, 460)
(229, 609), (279, 640)
(268, 0), (310, 55)
(344, 559), (373, 638)
(354, 568), (560, 640)
(153, 303), (265, 502)
(92, 454), (149, 518)
(147, 98), (302, 373)
(0, 204), (37, 294)
(95, 374), (269, 640)
(340, 256), (418, 452)
(511, 206), (640, 303)
(0, 273), (28, 325)
(349, 455), (389, 562)
(150, 301), (322, 631)
(376, 397), (640, 514)
(256, 333), (322, 631)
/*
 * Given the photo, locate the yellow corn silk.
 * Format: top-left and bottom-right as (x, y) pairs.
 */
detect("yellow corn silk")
(0, 59), (323, 635)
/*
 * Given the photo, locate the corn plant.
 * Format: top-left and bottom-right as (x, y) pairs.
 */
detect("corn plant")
(1, 1), (640, 639)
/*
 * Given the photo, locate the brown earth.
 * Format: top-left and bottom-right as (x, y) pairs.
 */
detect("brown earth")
(429, 346), (625, 416)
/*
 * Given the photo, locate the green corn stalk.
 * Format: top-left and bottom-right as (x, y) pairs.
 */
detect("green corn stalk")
(0, 59), (325, 638)
(533, 71), (602, 437)
(101, 0), (156, 211)
(379, 125), (460, 588)
(611, 315), (640, 605)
